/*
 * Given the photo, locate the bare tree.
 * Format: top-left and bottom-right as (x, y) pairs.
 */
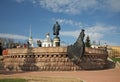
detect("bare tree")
(0, 37), (14, 48)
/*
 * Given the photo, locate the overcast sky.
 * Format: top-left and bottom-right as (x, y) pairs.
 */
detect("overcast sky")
(0, 0), (120, 46)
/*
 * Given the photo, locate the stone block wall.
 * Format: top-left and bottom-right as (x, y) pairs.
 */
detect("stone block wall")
(3, 47), (108, 71)
(107, 46), (120, 57)
(3, 47), (80, 71)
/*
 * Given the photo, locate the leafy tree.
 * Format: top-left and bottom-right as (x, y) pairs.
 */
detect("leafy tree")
(85, 35), (91, 47)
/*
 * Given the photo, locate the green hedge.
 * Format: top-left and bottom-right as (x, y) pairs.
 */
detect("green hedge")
(0, 78), (27, 82)
(111, 58), (120, 63)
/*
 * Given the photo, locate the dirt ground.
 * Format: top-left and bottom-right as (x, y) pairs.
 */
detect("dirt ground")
(0, 68), (120, 82)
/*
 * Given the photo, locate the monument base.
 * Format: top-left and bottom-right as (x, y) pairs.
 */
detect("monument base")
(53, 36), (60, 47)
(2, 47), (114, 71)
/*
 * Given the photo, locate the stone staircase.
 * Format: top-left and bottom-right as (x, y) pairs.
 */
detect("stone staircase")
(116, 61), (120, 69)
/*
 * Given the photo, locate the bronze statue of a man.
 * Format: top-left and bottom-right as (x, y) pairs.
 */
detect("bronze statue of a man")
(53, 21), (61, 36)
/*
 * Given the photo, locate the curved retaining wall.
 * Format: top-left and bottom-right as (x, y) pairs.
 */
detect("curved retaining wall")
(3, 47), (108, 71)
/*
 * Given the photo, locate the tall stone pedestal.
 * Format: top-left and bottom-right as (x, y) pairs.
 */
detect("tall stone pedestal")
(53, 37), (60, 47)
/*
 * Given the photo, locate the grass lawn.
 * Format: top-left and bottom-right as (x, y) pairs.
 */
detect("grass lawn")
(0, 77), (83, 82)
(111, 57), (120, 63)
(0, 78), (27, 82)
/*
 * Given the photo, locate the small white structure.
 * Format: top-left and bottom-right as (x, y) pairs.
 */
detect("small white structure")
(91, 44), (98, 48)
(42, 33), (53, 47)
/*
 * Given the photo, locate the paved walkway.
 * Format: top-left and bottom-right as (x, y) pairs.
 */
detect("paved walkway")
(0, 68), (120, 82)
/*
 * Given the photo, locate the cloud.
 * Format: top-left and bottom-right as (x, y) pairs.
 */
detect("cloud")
(58, 19), (117, 45)
(15, 0), (98, 14)
(0, 33), (42, 44)
(60, 30), (80, 38)
(85, 24), (116, 40)
(56, 19), (113, 41)
(99, 40), (118, 46)
(39, 0), (98, 14)
(0, 33), (28, 40)
(15, 0), (120, 14)
(61, 23), (116, 39)
(105, 0), (120, 12)
(55, 18), (85, 28)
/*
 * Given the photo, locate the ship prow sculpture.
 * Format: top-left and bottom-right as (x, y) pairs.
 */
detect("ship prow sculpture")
(67, 29), (114, 70)
(67, 29), (85, 62)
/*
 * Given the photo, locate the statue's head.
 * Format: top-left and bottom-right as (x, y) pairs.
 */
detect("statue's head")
(81, 29), (85, 32)
(56, 21), (58, 24)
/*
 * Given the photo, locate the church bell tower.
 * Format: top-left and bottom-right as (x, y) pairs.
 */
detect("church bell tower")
(28, 25), (34, 47)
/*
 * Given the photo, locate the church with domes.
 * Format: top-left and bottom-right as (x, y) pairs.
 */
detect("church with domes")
(42, 33), (53, 47)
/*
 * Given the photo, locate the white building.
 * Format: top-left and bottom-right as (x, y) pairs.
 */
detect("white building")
(91, 44), (98, 48)
(42, 33), (53, 47)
